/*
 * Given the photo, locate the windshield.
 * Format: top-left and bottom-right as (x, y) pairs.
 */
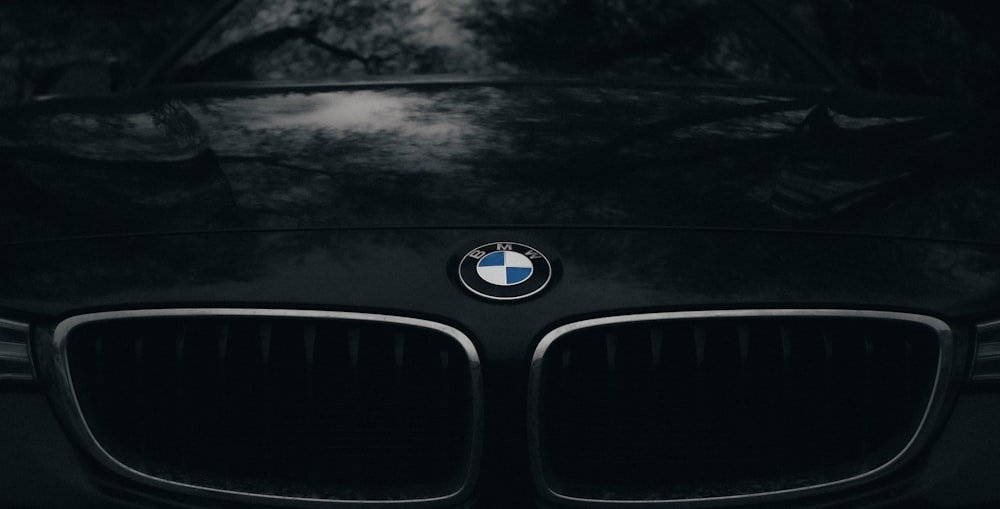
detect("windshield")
(165, 0), (835, 84)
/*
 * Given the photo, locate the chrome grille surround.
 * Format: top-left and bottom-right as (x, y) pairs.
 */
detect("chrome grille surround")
(51, 308), (484, 508)
(528, 309), (954, 507)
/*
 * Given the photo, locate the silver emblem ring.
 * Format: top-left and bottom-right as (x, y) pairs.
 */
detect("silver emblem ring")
(458, 242), (552, 301)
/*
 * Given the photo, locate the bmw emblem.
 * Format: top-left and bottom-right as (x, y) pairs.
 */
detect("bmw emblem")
(458, 242), (553, 301)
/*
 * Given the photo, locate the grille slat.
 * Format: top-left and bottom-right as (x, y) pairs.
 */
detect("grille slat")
(303, 325), (316, 405)
(133, 335), (148, 469)
(215, 324), (230, 476)
(820, 328), (834, 467)
(348, 326), (360, 397)
(63, 311), (479, 504)
(532, 312), (943, 503)
(174, 327), (187, 470)
(862, 333), (873, 457)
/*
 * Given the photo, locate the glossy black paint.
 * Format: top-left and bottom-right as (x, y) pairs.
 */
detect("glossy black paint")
(2, 78), (1000, 509)
(2, 78), (998, 244)
(1, 229), (998, 327)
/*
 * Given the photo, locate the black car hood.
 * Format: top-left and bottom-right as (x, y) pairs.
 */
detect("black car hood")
(2, 78), (998, 244)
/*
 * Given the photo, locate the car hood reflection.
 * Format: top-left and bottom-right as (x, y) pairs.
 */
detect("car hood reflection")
(1, 80), (997, 243)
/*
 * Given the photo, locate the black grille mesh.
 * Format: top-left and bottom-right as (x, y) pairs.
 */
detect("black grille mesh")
(66, 315), (475, 501)
(534, 316), (940, 500)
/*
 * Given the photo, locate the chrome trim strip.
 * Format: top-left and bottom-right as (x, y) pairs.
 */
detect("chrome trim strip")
(528, 309), (954, 507)
(52, 309), (483, 508)
(971, 319), (1000, 381)
(0, 318), (33, 381)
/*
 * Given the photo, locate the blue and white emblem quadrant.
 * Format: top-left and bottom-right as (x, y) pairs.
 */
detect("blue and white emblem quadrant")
(476, 250), (534, 286)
